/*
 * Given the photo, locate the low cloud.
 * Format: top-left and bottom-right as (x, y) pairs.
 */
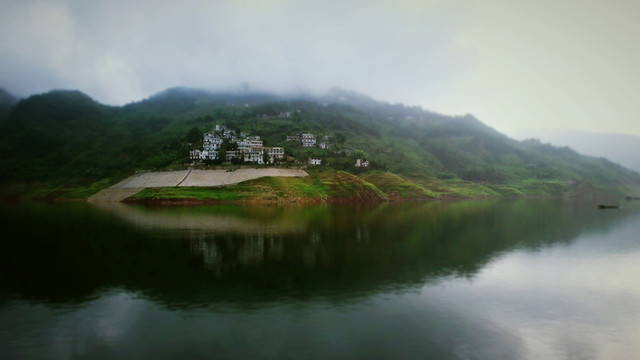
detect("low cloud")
(1, 0), (639, 136)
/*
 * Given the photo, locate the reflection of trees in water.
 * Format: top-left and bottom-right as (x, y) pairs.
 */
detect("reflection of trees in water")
(182, 199), (640, 285)
(189, 232), (273, 275)
(2, 200), (639, 306)
(187, 227), (343, 275)
(92, 202), (307, 235)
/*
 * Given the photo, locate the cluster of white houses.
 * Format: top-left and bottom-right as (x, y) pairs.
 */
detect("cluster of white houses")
(189, 125), (284, 165)
(286, 133), (331, 149)
(189, 126), (369, 168)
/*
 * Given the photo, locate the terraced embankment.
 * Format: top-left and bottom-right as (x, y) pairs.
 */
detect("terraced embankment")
(88, 168), (308, 202)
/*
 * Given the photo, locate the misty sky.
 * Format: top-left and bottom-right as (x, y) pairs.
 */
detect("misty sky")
(1, 0), (639, 136)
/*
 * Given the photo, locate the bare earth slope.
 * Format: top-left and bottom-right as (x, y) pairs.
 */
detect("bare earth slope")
(179, 169), (307, 187)
(88, 168), (308, 202)
(88, 188), (145, 202)
(111, 170), (191, 188)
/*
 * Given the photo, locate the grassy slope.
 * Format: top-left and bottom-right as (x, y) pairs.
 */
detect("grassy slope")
(360, 171), (581, 199)
(360, 172), (438, 199)
(126, 169), (614, 203)
(129, 169), (387, 203)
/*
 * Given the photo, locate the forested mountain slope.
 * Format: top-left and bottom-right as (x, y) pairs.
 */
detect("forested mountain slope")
(0, 88), (18, 121)
(0, 87), (638, 198)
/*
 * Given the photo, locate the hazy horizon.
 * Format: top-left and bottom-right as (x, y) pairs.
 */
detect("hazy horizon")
(511, 127), (640, 173)
(2, 0), (640, 137)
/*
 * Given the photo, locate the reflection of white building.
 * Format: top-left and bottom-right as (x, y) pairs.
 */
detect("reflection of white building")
(190, 233), (288, 275)
(356, 225), (370, 242)
(238, 235), (265, 266)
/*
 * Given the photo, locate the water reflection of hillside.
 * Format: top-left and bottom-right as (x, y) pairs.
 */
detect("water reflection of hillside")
(2, 200), (639, 307)
(189, 233), (283, 275)
(187, 226), (365, 276)
(93, 203), (306, 235)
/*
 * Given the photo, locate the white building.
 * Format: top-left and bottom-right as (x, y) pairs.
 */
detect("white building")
(189, 149), (202, 160)
(207, 151), (218, 160)
(190, 149), (217, 161)
(222, 129), (235, 139)
(265, 147), (285, 163)
(244, 148), (264, 164)
(191, 125), (283, 165)
(247, 139), (263, 148)
(225, 150), (240, 160)
(203, 135), (223, 153)
(308, 158), (322, 166)
(301, 133), (316, 147)
(237, 145), (252, 154)
(355, 159), (370, 168)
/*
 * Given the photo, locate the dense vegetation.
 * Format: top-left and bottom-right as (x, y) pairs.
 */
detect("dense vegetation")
(0, 86), (638, 199)
(0, 88), (18, 122)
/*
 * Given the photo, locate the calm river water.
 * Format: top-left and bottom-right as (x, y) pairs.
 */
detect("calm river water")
(1, 199), (640, 359)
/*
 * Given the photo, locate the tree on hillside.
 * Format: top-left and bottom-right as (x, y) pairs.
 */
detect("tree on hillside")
(186, 126), (202, 143)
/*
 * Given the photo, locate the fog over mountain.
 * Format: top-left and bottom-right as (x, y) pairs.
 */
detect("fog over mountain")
(1, 86), (639, 201)
(512, 129), (640, 173)
(1, 0), (640, 137)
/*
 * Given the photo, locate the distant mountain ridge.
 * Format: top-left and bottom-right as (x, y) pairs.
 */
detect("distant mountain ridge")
(0, 88), (19, 121)
(1, 87), (639, 198)
(513, 128), (640, 173)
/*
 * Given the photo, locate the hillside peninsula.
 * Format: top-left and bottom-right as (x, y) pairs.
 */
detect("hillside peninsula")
(1, 87), (639, 202)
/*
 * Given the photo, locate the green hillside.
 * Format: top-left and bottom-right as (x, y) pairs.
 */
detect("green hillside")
(0, 87), (638, 199)
(0, 88), (18, 121)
